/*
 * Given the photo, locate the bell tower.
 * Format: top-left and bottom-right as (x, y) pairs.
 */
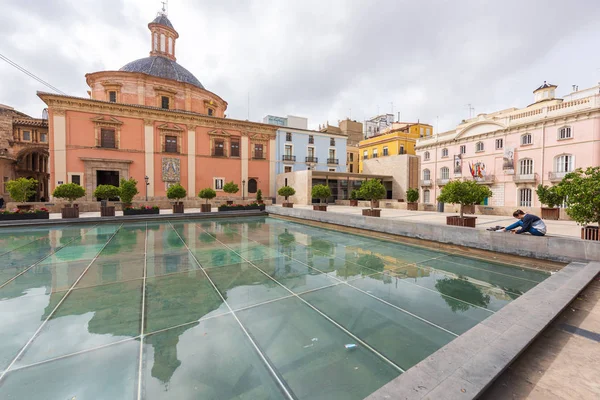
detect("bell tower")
(149, 2), (179, 61)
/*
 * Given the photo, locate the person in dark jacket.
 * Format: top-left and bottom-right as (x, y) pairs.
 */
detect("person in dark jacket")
(501, 210), (547, 236)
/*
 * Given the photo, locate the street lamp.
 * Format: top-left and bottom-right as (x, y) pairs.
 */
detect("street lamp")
(144, 176), (149, 201)
(242, 180), (246, 201)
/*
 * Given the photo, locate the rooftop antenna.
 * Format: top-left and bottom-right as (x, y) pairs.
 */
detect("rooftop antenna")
(466, 104), (474, 118)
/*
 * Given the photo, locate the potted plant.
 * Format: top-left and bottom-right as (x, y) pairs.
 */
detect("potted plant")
(198, 188), (216, 212)
(311, 184), (331, 211)
(536, 184), (563, 220)
(119, 178), (139, 208)
(52, 183), (86, 218)
(223, 181), (239, 205)
(358, 179), (386, 217)
(93, 184), (120, 217)
(406, 188), (419, 211)
(349, 189), (359, 207)
(256, 189), (264, 205)
(557, 167), (600, 240)
(5, 177), (38, 211)
(437, 180), (492, 228)
(167, 183), (187, 214)
(278, 186), (296, 208)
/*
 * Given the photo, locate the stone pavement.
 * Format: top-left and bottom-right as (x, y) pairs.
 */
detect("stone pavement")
(290, 205), (583, 239)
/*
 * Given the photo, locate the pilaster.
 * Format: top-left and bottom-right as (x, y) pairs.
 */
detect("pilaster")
(187, 127), (196, 197)
(144, 123), (155, 197)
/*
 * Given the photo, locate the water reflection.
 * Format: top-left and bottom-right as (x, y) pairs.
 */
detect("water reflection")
(434, 277), (491, 312)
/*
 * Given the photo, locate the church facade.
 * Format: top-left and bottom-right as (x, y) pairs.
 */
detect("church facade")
(39, 12), (277, 201)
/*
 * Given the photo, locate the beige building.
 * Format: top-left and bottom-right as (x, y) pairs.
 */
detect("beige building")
(361, 154), (420, 201)
(346, 145), (359, 173)
(320, 118), (364, 174)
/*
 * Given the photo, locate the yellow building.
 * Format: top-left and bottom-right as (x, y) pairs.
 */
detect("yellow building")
(359, 122), (432, 172)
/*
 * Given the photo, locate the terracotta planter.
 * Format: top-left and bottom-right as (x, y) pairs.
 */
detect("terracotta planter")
(462, 205), (476, 215)
(61, 206), (79, 219)
(226, 200), (234, 205)
(362, 209), (381, 217)
(100, 206), (115, 217)
(172, 203), (184, 214)
(541, 207), (560, 220)
(349, 200), (358, 207)
(407, 202), (418, 211)
(282, 202), (294, 208)
(200, 204), (212, 213)
(16, 204), (33, 211)
(446, 216), (477, 228)
(581, 226), (599, 241)
(313, 205), (327, 211)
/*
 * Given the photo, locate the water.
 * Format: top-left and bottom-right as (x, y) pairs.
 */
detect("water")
(0, 217), (550, 399)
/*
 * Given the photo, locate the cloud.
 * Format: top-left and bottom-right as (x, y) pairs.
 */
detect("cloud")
(1, 0), (599, 131)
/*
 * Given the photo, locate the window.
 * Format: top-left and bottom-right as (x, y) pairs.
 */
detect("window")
(519, 188), (532, 207)
(22, 131), (31, 141)
(71, 175), (81, 185)
(308, 147), (315, 157)
(213, 139), (225, 156)
(3, 177), (8, 193)
(555, 154), (573, 173)
(495, 138), (503, 149)
(329, 168), (336, 172)
(230, 140), (240, 157)
(214, 178), (224, 190)
(383, 146), (389, 156)
(40, 133), (47, 143)
(168, 37), (173, 54)
(284, 166), (292, 173)
(254, 144), (264, 159)
(459, 145), (466, 154)
(161, 96), (170, 110)
(308, 135), (314, 144)
(420, 127), (424, 137)
(440, 167), (450, 180)
(329, 149), (335, 159)
(108, 91), (117, 103)
(441, 148), (448, 158)
(423, 169), (431, 180)
(372, 148), (378, 158)
(160, 33), (166, 52)
(521, 133), (532, 146)
(349, 153), (354, 162)
(399, 146), (405, 155)
(154, 32), (158, 51)
(349, 165), (353, 173)
(363, 150), (368, 160)
(558, 126), (572, 140)
(285, 145), (293, 156)
(286, 132), (292, 142)
(330, 138), (335, 146)
(475, 142), (484, 152)
(207, 108), (214, 116)
(100, 128), (116, 148)
(423, 189), (430, 203)
(426, 128), (431, 136)
(424, 151), (430, 161)
(519, 159), (534, 175)
(165, 136), (178, 153)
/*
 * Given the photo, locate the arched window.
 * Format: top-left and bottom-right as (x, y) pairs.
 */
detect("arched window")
(168, 37), (173, 54)
(424, 151), (430, 161)
(441, 148), (448, 158)
(153, 32), (158, 50)
(440, 167), (450, 180)
(476, 142), (484, 152)
(519, 158), (534, 175)
(423, 189), (431, 204)
(558, 126), (572, 140)
(554, 154), (574, 173)
(160, 33), (166, 52)
(248, 178), (258, 194)
(423, 169), (431, 180)
(521, 133), (532, 146)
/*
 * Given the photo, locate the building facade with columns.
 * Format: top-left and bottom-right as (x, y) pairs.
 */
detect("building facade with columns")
(39, 12), (278, 201)
(416, 82), (600, 210)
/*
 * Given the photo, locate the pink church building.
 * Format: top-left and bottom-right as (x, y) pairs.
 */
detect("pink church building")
(416, 82), (600, 213)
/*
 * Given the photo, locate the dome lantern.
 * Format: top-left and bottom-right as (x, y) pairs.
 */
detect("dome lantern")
(148, 9), (179, 62)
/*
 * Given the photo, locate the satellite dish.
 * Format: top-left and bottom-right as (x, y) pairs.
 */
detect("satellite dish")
(42, 108), (48, 120)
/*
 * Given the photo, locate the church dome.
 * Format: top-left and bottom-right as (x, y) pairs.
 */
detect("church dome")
(119, 56), (204, 89)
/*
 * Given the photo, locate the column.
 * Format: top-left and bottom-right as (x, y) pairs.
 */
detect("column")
(187, 127), (196, 197)
(144, 121), (155, 198)
(241, 134), (249, 187)
(53, 111), (67, 190)
(269, 137), (276, 197)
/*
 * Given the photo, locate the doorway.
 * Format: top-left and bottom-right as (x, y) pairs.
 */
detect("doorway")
(248, 178), (258, 194)
(96, 170), (120, 200)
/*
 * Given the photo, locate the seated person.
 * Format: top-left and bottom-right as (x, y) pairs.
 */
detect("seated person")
(500, 210), (547, 236)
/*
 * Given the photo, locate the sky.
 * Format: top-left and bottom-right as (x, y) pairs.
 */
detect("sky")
(1, 0), (600, 133)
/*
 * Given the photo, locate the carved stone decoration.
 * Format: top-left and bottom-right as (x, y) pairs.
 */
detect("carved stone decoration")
(162, 157), (180, 182)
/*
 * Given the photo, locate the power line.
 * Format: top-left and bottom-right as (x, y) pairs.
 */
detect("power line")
(0, 52), (67, 95)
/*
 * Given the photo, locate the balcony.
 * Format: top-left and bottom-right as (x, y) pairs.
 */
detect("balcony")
(436, 178), (450, 186)
(305, 156), (318, 163)
(473, 175), (495, 185)
(513, 173), (538, 184)
(548, 171), (568, 183)
(211, 149), (227, 157)
(420, 179), (432, 187)
(282, 155), (296, 162)
(327, 158), (339, 165)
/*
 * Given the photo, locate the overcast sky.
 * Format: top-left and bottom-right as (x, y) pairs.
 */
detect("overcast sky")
(1, 0), (599, 132)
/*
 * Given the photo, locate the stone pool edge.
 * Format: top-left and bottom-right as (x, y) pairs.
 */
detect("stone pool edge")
(0, 210), (267, 228)
(266, 206), (600, 263)
(365, 261), (600, 400)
